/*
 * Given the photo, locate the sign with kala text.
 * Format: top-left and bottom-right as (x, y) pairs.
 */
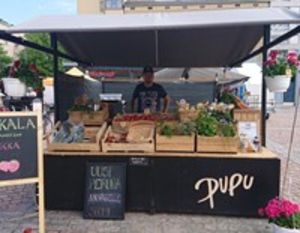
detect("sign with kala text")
(0, 115), (38, 180)
(0, 112), (45, 233)
(84, 162), (126, 219)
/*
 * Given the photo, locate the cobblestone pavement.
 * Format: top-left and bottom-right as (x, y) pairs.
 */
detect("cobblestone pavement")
(1, 106), (300, 233)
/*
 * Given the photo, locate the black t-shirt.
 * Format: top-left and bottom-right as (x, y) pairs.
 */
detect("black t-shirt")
(132, 83), (167, 113)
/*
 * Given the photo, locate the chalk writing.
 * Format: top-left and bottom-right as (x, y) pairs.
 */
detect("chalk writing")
(0, 160), (21, 173)
(0, 142), (20, 152)
(88, 193), (122, 204)
(0, 118), (36, 131)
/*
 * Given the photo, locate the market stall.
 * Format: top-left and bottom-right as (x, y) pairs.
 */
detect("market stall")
(2, 7), (300, 218)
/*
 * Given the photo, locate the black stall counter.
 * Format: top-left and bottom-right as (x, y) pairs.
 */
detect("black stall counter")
(44, 149), (280, 217)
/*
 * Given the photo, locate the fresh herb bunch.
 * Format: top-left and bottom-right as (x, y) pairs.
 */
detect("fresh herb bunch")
(159, 122), (196, 137)
(160, 123), (173, 137)
(219, 92), (236, 105)
(195, 103), (237, 137)
(175, 122), (196, 136)
(210, 110), (233, 123)
(195, 112), (218, 137)
(218, 122), (236, 137)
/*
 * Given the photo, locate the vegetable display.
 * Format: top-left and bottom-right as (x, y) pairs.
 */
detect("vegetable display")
(159, 122), (196, 137)
(195, 113), (218, 137)
(53, 121), (85, 143)
(219, 92), (248, 109)
(195, 102), (237, 137)
(177, 99), (207, 122)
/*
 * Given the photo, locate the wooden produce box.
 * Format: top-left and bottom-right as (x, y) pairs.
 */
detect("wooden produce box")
(196, 135), (240, 153)
(48, 123), (107, 152)
(102, 126), (155, 153)
(83, 106), (109, 126)
(84, 126), (101, 140)
(156, 133), (196, 152)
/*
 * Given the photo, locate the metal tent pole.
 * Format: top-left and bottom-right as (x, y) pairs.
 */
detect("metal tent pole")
(229, 25), (300, 68)
(0, 31), (90, 66)
(262, 25), (270, 147)
(50, 33), (59, 122)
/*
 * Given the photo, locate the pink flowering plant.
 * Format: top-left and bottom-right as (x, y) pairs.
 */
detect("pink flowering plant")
(264, 50), (300, 78)
(258, 197), (300, 229)
(8, 60), (43, 91)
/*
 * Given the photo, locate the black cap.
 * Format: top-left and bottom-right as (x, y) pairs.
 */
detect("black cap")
(143, 66), (154, 74)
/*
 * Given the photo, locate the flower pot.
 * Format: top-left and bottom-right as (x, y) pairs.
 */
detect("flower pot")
(273, 225), (300, 233)
(2, 77), (27, 97)
(265, 75), (291, 92)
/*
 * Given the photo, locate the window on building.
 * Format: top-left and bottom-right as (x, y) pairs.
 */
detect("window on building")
(105, 0), (122, 9)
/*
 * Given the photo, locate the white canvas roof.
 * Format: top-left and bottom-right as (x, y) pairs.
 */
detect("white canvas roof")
(5, 8), (300, 67)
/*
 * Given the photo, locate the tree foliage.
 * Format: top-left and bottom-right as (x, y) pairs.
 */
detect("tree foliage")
(18, 33), (63, 77)
(0, 44), (12, 77)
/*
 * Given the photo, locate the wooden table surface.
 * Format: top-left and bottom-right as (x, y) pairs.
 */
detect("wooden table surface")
(45, 147), (278, 159)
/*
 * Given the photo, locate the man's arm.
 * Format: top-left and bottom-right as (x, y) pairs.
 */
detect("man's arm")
(162, 95), (170, 113)
(131, 85), (139, 113)
(131, 98), (137, 113)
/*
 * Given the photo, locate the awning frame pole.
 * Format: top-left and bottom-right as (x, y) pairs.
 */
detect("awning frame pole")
(155, 30), (159, 67)
(229, 25), (300, 68)
(0, 31), (91, 66)
(50, 33), (60, 122)
(262, 25), (270, 147)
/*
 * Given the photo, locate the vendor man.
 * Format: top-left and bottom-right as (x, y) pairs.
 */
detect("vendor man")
(131, 66), (170, 113)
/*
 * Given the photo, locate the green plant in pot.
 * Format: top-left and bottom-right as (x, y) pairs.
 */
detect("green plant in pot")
(2, 60), (44, 97)
(264, 50), (300, 93)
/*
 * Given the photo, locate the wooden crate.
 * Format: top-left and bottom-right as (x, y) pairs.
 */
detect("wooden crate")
(234, 109), (261, 137)
(84, 126), (101, 140)
(156, 133), (196, 152)
(234, 109), (261, 122)
(102, 126), (154, 153)
(178, 111), (199, 123)
(48, 122), (107, 152)
(196, 135), (239, 153)
(83, 107), (109, 126)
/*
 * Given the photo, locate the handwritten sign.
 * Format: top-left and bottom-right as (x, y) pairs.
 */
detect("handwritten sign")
(194, 173), (255, 209)
(0, 112), (45, 233)
(0, 115), (37, 180)
(83, 162), (126, 219)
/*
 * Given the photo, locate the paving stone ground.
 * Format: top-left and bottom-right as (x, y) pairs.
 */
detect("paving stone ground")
(1, 106), (300, 233)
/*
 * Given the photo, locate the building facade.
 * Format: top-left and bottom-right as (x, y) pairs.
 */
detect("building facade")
(77, 0), (270, 14)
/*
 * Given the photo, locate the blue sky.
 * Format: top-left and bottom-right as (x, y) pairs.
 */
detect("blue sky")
(0, 0), (76, 25)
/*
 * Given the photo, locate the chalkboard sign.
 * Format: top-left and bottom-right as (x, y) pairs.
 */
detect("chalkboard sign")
(83, 162), (126, 219)
(0, 112), (45, 233)
(0, 115), (38, 180)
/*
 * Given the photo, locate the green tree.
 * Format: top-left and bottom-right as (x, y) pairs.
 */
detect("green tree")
(18, 33), (63, 77)
(0, 44), (12, 77)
